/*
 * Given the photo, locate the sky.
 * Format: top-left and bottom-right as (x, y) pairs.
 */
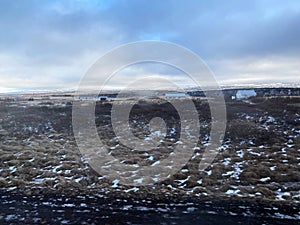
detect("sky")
(0, 0), (300, 92)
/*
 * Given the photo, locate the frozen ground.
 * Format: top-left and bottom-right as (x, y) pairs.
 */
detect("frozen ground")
(0, 190), (299, 224)
(0, 93), (299, 223)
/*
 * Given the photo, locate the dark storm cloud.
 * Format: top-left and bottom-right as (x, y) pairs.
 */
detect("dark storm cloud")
(2, 0), (300, 59)
(0, 0), (112, 62)
(102, 0), (300, 58)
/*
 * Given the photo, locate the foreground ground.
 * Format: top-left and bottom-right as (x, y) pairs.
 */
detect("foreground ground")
(0, 93), (299, 223)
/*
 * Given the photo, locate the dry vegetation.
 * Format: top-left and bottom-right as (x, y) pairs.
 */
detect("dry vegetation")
(0, 95), (299, 207)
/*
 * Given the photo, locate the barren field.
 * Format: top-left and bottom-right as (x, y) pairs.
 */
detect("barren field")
(0, 94), (299, 224)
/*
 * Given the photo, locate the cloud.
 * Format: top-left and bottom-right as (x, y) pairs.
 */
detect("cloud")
(0, 0), (299, 91)
(212, 55), (300, 85)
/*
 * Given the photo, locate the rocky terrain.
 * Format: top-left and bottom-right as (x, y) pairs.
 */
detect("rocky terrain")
(0, 91), (299, 223)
